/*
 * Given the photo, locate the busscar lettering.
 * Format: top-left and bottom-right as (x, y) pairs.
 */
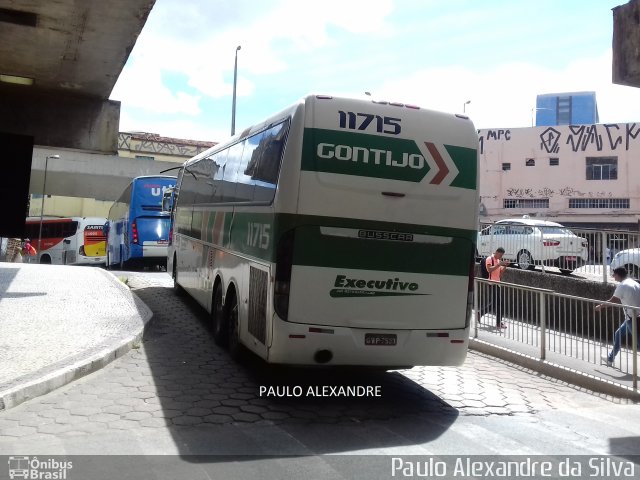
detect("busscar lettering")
(358, 230), (414, 242)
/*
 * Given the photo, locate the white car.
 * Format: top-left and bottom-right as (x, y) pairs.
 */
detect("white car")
(477, 217), (588, 274)
(610, 249), (640, 279)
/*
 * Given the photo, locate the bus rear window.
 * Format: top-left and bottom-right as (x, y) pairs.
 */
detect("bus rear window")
(136, 217), (170, 241)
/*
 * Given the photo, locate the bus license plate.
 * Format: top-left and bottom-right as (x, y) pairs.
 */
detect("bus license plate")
(565, 256), (576, 261)
(365, 333), (397, 346)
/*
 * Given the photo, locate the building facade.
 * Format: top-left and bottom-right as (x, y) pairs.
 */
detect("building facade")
(478, 122), (640, 229)
(535, 92), (599, 126)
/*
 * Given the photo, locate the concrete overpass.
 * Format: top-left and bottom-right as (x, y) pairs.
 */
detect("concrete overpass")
(613, 0), (640, 88)
(0, 0), (155, 153)
(1, 0), (168, 229)
(29, 148), (179, 202)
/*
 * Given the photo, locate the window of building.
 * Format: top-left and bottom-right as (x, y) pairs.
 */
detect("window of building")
(502, 163), (511, 171)
(568, 198), (630, 209)
(135, 155), (155, 161)
(557, 96), (572, 125)
(525, 158), (535, 166)
(586, 157), (617, 180)
(549, 157), (559, 166)
(503, 199), (549, 209)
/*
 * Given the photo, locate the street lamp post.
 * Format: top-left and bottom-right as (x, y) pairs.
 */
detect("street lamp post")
(463, 100), (471, 113)
(231, 45), (241, 136)
(38, 154), (60, 252)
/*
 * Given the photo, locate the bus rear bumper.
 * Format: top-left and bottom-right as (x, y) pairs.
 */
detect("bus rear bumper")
(267, 315), (469, 367)
(141, 245), (168, 258)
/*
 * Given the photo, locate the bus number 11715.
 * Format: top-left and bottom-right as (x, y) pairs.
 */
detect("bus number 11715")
(338, 111), (401, 135)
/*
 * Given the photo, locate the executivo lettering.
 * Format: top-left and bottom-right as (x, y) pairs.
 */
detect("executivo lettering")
(330, 274), (428, 298)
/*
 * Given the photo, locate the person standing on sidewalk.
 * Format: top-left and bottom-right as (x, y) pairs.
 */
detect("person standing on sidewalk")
(478, 247), (510, 329)
(595, 266), (640, 367)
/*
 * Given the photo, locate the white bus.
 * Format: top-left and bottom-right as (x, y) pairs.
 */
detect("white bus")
(167, 94), (479, 367)
(24, 216), (107, 265)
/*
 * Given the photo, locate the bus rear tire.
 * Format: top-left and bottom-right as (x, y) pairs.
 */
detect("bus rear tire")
(225, 289), (243, 361)
(39, 255), (51, 265)
(211, 282), (226, 346)
(172, 257), (185, 296)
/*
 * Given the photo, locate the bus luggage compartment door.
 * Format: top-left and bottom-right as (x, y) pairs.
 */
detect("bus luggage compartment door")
(286, 225), (470, 330)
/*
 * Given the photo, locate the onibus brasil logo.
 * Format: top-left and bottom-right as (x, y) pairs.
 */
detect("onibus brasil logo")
(330, 274), (428, 298)
(8, 456), (73, 480)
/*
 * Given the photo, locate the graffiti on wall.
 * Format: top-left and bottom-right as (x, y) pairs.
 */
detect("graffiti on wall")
(478, 123), (640, 155)
(506, 187), (613, 198)
(540, 123), (640, 154)
(478, 129), (511, 154)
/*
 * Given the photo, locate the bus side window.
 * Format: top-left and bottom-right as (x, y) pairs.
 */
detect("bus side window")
(210, 150), (228, 203)
(253, 121), (289, 202)
(236, 131), (264, 202)
(222, 141), (246, 202)
(193, 158), (214, 205)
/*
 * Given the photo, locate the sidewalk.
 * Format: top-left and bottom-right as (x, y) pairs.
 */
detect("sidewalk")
(470, 313), (640, 400)
(0, 263), (152, 411)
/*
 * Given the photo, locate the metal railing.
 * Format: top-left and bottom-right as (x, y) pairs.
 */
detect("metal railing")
(474, 278), (638, 392)
(478, 221), (640, 283)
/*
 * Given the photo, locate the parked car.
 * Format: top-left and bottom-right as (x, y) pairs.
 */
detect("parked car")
(476, 216), (588, 275)
(610, 248), (640, 279)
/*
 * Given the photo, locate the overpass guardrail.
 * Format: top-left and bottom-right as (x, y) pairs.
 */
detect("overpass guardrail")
(473, 278), (638, 395)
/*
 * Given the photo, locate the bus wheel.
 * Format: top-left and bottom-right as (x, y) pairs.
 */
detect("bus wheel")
(211, 283), (226, 346)
(172, 258), (184, 296)
(39, 255), (51, 264)
(225, 289), (242, 360)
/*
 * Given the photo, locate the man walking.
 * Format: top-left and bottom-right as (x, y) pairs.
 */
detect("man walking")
(595, 267), (640, 367)
(478, 247), (510, 329)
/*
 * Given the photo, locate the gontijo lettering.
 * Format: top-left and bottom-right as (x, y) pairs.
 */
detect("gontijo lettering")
(317, 143), (425, 169)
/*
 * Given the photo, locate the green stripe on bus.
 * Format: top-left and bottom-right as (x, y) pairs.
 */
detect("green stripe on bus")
(302, 128), (429, 182)
(183, 211), (476, 270)
(301, 128), (477, 189)
(291, 224), (472, 276)
(445, 144), (477, 190)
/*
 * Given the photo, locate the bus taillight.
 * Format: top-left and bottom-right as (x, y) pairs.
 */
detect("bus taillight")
(274, 229), (295, 321)
(132, 220), (139, 244)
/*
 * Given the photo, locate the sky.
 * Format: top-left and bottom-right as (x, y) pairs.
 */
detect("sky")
(110, 0), (640, 142)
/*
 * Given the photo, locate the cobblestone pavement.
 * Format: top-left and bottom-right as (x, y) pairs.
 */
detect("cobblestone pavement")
(0, 273), (636, 456)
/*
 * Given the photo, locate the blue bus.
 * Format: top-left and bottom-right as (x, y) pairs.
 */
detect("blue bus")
(106, 175), (176, 269)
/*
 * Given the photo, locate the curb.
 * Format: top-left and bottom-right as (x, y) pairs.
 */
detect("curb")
(469, 338), (640, 401)
(0, 271), (153, 412)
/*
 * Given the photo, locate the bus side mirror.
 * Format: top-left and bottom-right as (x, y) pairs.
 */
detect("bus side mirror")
(103, 223), (110, 235)
(63, 239), (71, 245)
(162, 188), (174, 213)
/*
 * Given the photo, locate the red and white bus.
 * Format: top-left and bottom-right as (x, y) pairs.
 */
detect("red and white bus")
(24, 216), (108, 265)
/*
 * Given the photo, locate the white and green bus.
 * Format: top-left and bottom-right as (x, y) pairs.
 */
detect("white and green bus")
(167, 94), (478, 367)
